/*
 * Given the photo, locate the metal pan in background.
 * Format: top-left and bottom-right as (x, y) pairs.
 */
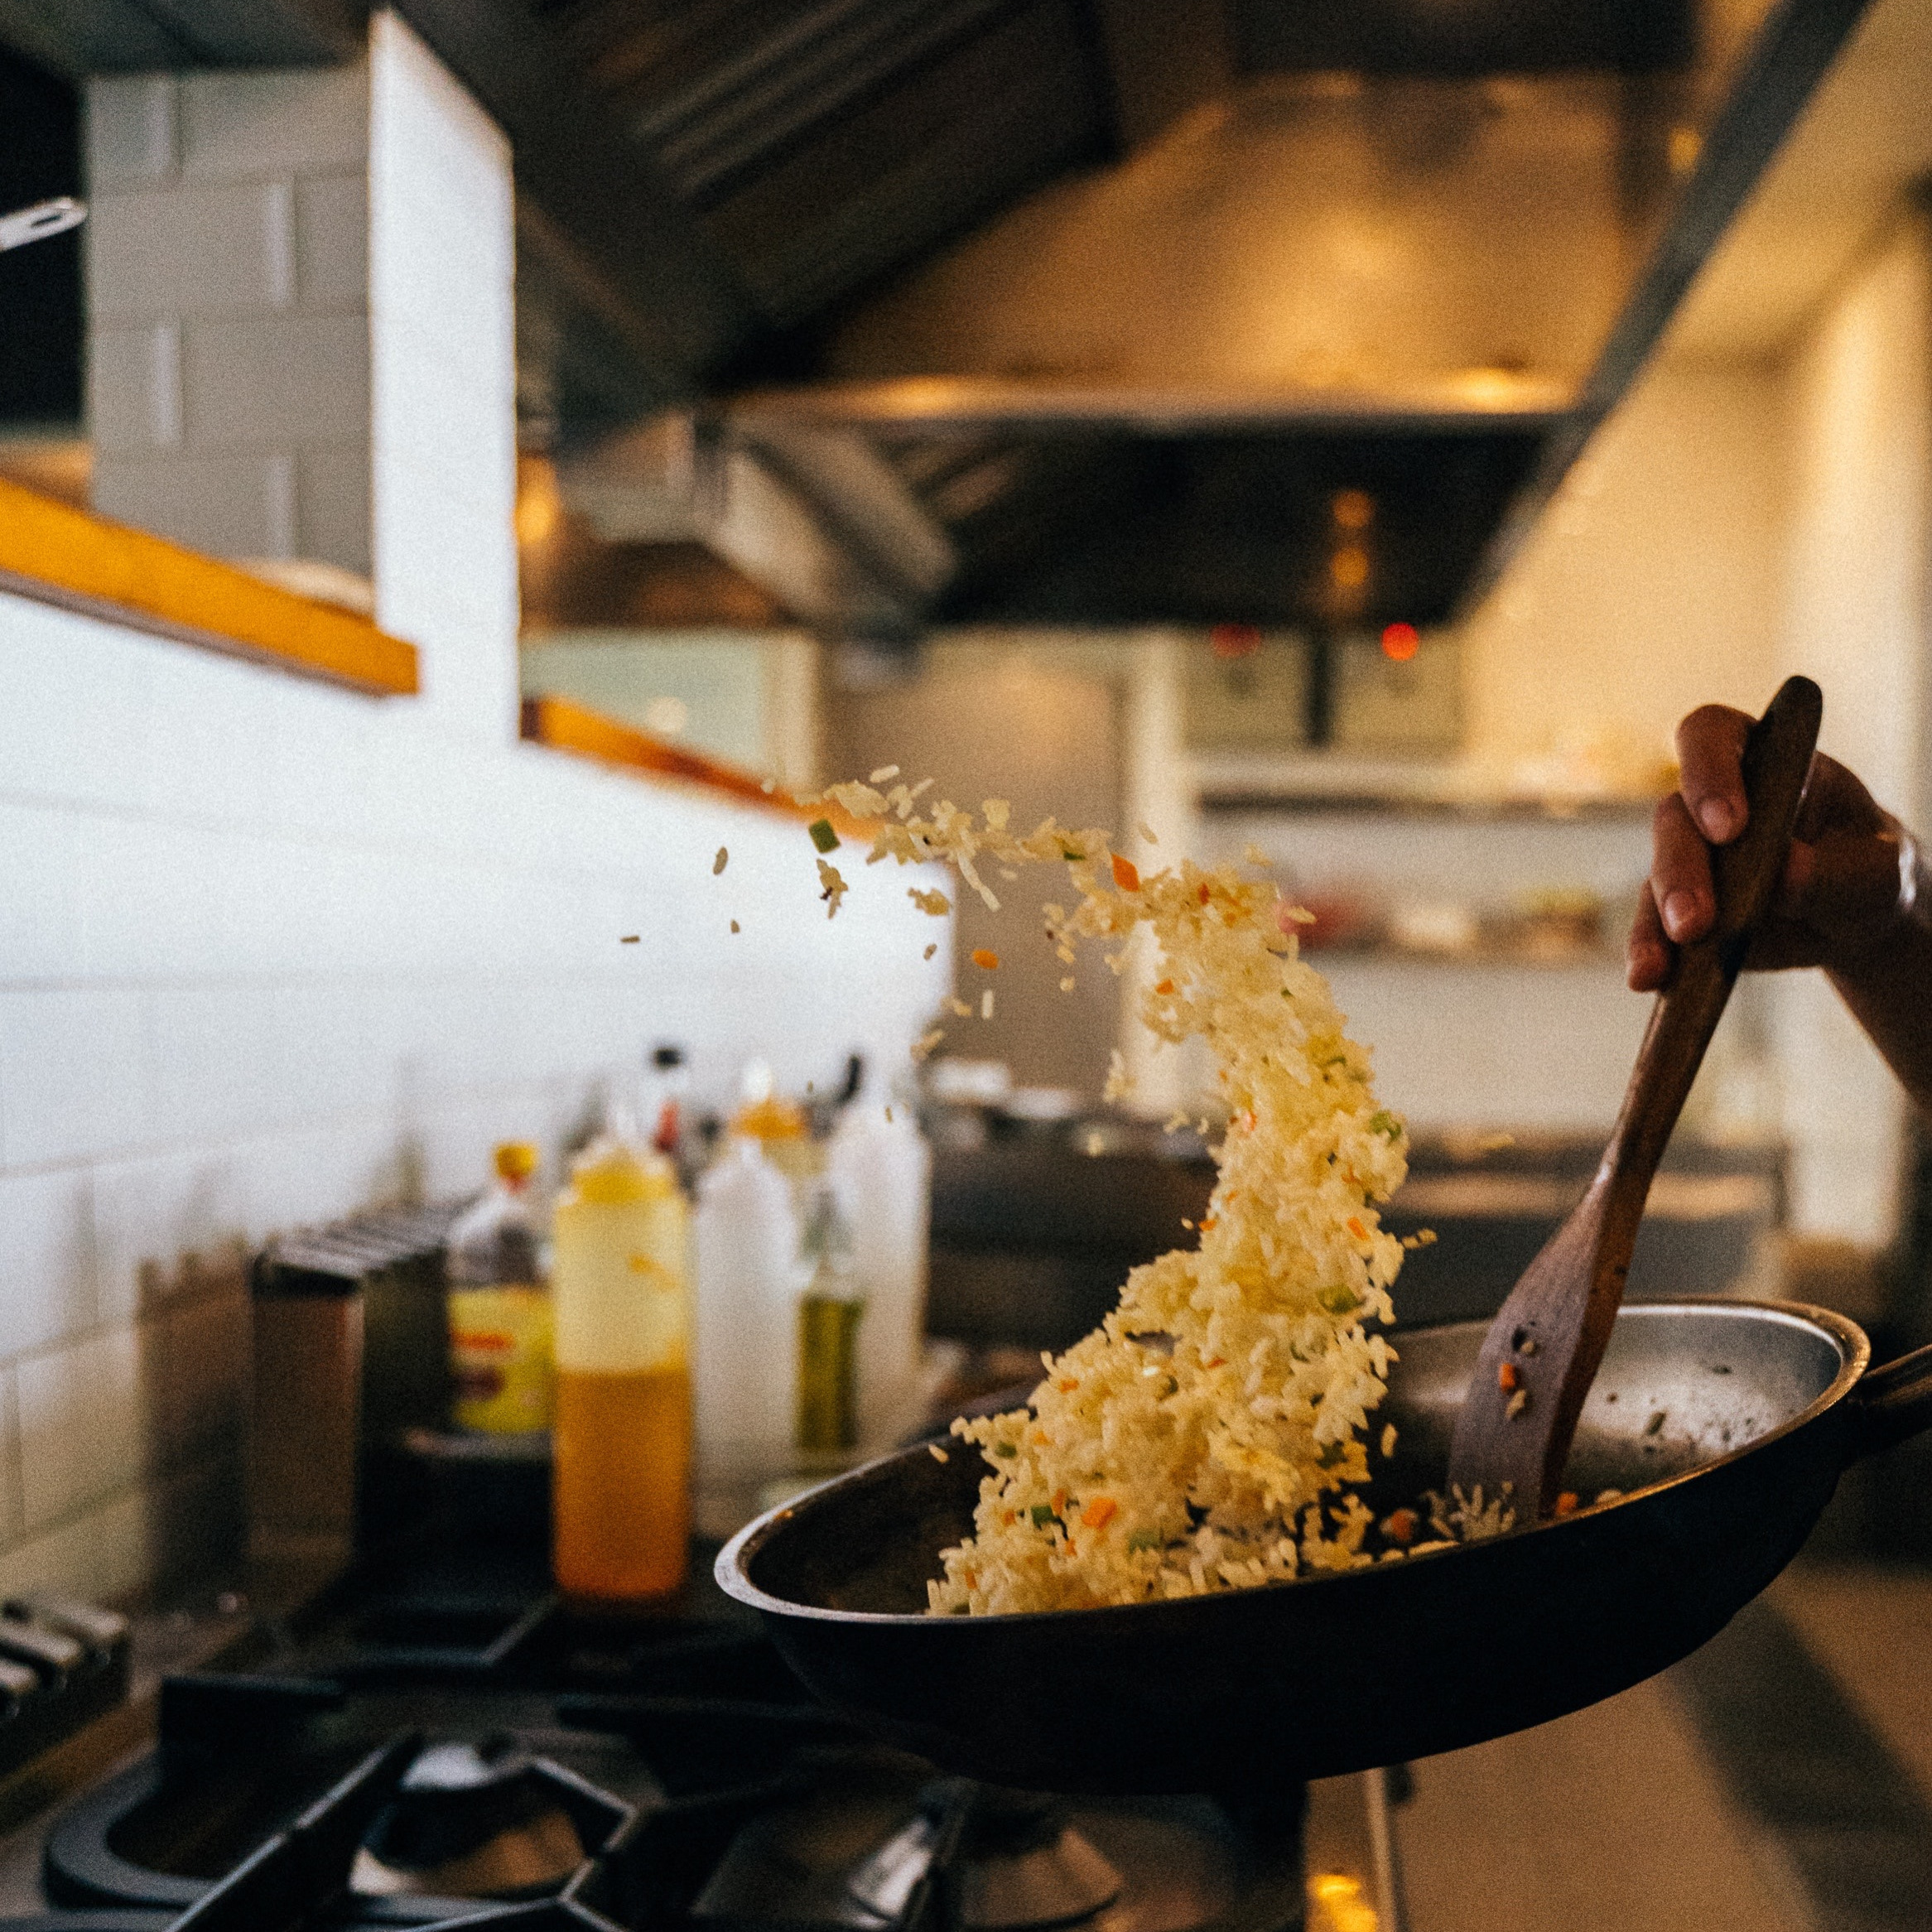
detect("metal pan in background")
(719, 1299), (1932, 1795)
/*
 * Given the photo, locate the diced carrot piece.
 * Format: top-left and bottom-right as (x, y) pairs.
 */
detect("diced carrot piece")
(1082, 1497), (1118, 1530)
(1112, 854), (1140, 892)
(1554, 1491), (1579, 1516)
(1155, 978), (1174, 995)
(1382, 1507), (1420, 1546)
(1347, 1216), (1368, 1241)
(1497, 1362), (1519, 1392)
(971, 948), (1000, 969)
(1058, 1378), (1079, 1393)
(1199, 883), (1212, 903)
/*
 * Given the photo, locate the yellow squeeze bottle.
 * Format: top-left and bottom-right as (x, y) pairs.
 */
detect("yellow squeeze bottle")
(550, 1130), (691, 1603)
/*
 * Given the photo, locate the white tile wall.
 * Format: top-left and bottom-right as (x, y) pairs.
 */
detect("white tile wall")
(6, 13), (949, 1612)
(17, 1327), (142, 1534)
(368, 10), (519, 748)
(0, 582), (947, 1601)
(87, 184), (291, 321)
(85, 75), (178, 189)
(177, 66), (369, 180)
(89, 455), (296, 560)
(0, 990), (151, 1168)
(0, 1168), (99, 1358)
(182, 314), (369, 448)
(86, 62), (373, 575)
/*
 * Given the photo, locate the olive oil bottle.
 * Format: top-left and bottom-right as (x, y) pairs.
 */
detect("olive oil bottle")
(795, 1187), (865, 1461)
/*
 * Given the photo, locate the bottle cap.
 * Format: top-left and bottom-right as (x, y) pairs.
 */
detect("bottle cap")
(494, 1142), (539, 1183)
(571, 1136), (677, 1202)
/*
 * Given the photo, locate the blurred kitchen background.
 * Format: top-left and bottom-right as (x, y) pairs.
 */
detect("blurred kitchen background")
(6, 0), (1932, 1924)
(0, 0), (1920, 1665)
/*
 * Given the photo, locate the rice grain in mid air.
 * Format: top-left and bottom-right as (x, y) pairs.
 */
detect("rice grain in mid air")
(817, 777), (1409, 1614)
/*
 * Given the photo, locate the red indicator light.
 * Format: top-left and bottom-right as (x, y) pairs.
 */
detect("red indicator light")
(1381, 623), (1419, 662)
(1210, 623), (1263, 660)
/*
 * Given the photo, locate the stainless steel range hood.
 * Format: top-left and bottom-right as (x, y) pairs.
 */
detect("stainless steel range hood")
(541, 0), (1872, 638)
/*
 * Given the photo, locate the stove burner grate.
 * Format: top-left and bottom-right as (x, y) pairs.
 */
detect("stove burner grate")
(17, 1585), (1328, 1932)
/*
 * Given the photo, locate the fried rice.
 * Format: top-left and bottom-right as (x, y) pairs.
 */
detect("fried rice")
(815, 778), (1409, 1613)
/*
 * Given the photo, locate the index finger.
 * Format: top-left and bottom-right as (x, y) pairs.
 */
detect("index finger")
(1675, 705), (1753, 845)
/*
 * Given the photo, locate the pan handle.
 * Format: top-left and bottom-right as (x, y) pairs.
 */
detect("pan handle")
(1851, 1345), (1932, 1457)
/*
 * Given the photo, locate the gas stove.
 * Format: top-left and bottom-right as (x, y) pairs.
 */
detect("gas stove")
(0, 1547), (1402, 1932)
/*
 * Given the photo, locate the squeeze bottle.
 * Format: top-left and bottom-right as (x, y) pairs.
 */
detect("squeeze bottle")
(827, 1094), (932, 1447)
(692, 1135), (801, 1534)
(551, 1130), (691, 1602)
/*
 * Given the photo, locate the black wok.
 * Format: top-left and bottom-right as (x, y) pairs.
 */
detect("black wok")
(717, 1299), (1932, 1794)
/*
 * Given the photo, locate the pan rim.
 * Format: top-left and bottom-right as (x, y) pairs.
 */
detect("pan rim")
(715, 1296), (1872, 1627)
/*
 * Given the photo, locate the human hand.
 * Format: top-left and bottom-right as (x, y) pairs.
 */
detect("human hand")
(1627, 704), (1919, 990)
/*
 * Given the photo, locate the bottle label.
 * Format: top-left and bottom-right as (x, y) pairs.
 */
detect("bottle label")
(449, 1284), (554, 1433)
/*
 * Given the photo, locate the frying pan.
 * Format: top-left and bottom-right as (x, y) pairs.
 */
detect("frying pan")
(718, 1300), (1932, 1793)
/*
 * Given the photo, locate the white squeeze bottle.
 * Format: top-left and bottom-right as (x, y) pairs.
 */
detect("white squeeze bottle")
(827, 1074), (931, 1448)
(693, 1133), (802, 1534)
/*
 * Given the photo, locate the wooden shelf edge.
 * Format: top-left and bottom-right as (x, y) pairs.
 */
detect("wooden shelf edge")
(519, 692), (875, 836)
(0, 479), (417, 697)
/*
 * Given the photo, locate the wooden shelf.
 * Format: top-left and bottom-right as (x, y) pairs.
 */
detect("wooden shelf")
(519, 692), (875, 836)
(0, 478), (417, 697)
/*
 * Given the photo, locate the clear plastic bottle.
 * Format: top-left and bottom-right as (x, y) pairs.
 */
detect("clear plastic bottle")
(446, 1142), (553, 1434)
(692, 1135), (802, 1534)
(550, 1130), (691, 1603)
(827, 1086), (932, 1448)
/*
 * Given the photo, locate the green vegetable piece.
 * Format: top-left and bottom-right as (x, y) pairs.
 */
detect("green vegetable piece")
(808, 817), (841, 853)
(993, 1443), (1018, 1458)
(1318, 1284), (1362, 1316)
(1318, 1442), (1348, 1469)
(1029, 1504), (1057, 1528)
(1369, 1109), (1401, 1141)
(1126, 1529), (1162, 1553)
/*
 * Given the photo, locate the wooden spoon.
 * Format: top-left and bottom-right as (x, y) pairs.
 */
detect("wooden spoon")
(1446, 676), (1823, 1523)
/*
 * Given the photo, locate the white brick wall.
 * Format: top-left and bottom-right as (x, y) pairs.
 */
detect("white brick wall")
(367, 13), (520, 746)
(4, 12), (950, 1607)
(0, 586), (947, 1602)
(86, 60), (374, 576)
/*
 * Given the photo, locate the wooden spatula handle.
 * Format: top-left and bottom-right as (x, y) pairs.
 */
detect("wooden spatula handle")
(1446, 677), (1820, 1519)
(1602, 675), (1823, 1194)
